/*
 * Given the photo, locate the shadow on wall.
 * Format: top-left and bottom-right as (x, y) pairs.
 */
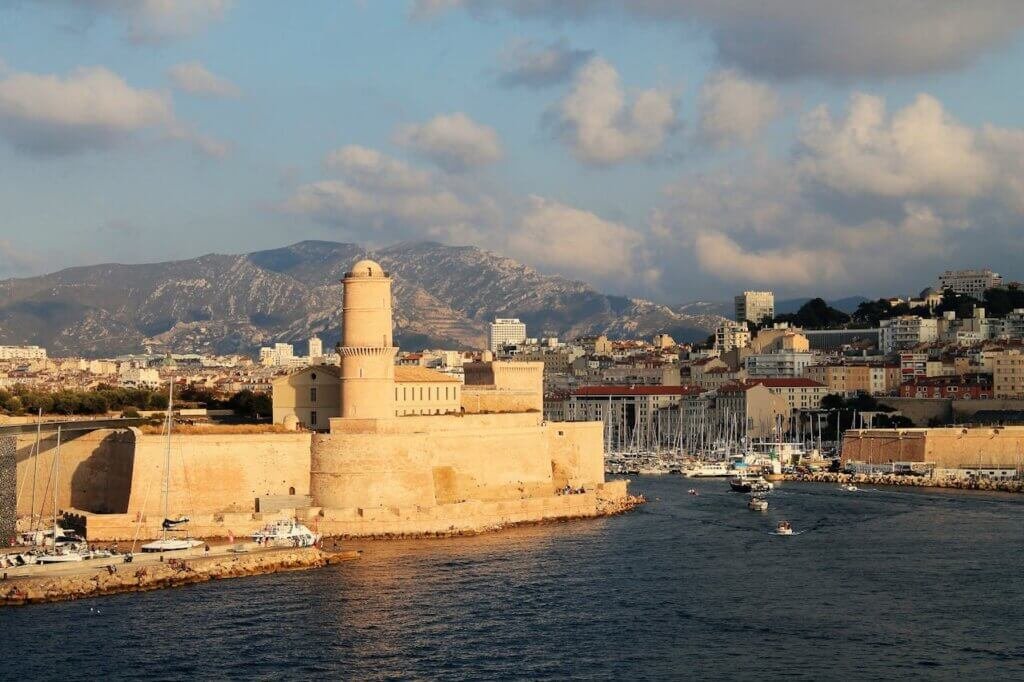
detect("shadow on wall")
(68, 432), (135, 514)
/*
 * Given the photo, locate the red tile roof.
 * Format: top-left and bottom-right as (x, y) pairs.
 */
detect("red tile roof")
(572, 385), (703, 397)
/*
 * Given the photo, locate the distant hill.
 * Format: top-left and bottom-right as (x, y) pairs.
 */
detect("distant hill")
(0, 240), (727, 357)
(775, 296), (869, 316)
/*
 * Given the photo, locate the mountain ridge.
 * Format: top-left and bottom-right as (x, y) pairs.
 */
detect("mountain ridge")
(0, 240), (726, 357)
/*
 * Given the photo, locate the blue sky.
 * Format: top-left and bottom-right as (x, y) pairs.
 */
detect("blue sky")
(2, 1), (1024, 303)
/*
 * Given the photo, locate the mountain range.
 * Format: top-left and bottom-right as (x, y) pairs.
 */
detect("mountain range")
(0, 241), (727, 357)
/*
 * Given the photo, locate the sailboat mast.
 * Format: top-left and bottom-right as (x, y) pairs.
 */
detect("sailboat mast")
(163, 381), (174, 534)
(52, 425), (62, 545)
(29, 407), (42, 529)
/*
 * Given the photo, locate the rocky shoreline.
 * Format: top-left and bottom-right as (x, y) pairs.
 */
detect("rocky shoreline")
(785, 472), (1024, 494)
(1, 548), (361, 607)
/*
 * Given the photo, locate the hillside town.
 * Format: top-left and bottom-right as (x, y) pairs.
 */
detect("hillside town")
(4, 268), (1024, 479)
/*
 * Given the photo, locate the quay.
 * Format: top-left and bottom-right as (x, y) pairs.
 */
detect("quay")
(0, 545), (361, 607)
(785, 471), (1024, 493)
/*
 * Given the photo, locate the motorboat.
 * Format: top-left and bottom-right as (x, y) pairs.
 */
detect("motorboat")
(775, 520), (794, 536)
(729, 476), (753, 493)
(748, 496), (769, 511)
(687, 488), (699, 496)
(840, 484), (859, 492)
(252, 519), (321, 548)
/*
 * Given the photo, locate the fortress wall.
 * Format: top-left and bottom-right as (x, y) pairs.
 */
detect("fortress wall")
(461, 387), (542, 415)
(842, 427), (1024, 468)
(14, 429), (136, 516)
(546, 421), (606, 489)
(125, 432), (312, 515)
(313, 413), (572, 510)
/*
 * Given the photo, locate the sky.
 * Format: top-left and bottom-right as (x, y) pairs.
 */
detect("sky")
(2, 1), (1024, 304)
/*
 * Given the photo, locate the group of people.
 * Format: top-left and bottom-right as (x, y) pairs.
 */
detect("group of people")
(557, 484), (587, 495)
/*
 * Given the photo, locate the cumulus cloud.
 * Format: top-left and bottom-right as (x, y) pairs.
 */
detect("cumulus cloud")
(283, 146), (485, 237)
(67, 0), (233, 43)
(0, 64), (227, 158)
(419, 1), (1024, 80)
(556, 57), (676, 165)
(697, 69), (779, 147)
(496, 38), (593, 88)
(394, 112), (503, 173)
(506, 195), (646, 278)
(168, 61), (240, 98)
(694, 232), (846, 288)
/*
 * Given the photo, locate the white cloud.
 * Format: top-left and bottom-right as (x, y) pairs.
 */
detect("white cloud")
(420, 1), (1024, 80)
(69, 0), (233, 43)
(168, 61), (240, 98)
(694, 232), (846, 288)
(394, 112), (503, 172)
(496, 38), (593, 88)
(557, 57), (676, 165)
(284, 147), (484, 236)
(697, 70), (779, 147)
(797, 93), (994, 202)
(506, 195), (644, 278)
(0, 64), (227, 158)
(324, 145), (432, 191)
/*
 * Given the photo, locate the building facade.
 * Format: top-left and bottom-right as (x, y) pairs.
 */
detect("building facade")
(734, 291), (775, 324)
(880, 316), (939, 352)
(488, 318), (527, 352)
(937, 269), (1002, 298)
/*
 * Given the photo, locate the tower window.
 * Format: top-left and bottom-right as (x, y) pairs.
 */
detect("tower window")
(310, 387), (317, 403)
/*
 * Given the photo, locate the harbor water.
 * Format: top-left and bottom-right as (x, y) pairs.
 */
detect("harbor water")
(4, 477), (1024, 680)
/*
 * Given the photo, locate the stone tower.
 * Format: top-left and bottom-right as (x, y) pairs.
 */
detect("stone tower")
(339, 259), (397, 419)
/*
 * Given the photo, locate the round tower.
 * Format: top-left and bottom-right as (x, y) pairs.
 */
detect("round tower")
(339, 259), (397, 419)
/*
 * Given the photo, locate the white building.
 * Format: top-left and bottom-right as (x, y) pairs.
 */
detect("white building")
(258, 342), (301, 367)
(308, 336), (323, 359)
(734, 291), (775, 324)
(937, 269), (1002, 299)
(879, 316), (939, 353)
(0, 345), (47, 360)
(714, 320), (750, 353)
(744, 351), (818, 378)
(488, 318), (527, 352)
(118, 366), (161, 388)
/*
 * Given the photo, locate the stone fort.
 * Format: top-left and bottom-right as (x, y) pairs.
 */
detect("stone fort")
(6, 258), (629, 541)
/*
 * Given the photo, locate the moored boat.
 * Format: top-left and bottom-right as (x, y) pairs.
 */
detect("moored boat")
(252, 519), (321, 547)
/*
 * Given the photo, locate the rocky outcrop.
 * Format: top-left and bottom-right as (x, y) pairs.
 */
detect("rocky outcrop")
(0, 548), (360, 607)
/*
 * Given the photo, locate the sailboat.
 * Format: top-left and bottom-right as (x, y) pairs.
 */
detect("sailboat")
(141, 382), (204, 553)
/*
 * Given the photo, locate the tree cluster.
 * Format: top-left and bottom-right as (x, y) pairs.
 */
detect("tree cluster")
(0, 384), (270, 419)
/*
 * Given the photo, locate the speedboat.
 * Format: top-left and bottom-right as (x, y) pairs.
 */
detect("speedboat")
(687, 488), (699, 496)
(840, 484), (859, 492)
(775, 520), (794, 536)
(748, 496), (769, 511)
(252, 520), (320, 548)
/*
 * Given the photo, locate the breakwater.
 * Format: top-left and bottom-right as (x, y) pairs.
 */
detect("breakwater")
(1, 547), (360, 607)
(786, 471), (1024, 493)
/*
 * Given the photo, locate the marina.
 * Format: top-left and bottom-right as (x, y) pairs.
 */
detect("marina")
(4, 476), (1024, 679)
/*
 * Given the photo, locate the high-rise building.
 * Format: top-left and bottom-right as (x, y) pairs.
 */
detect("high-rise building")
(714, 321), (750, 353)
(309, 336), (323, 358)
(488, 318), (527, 352)
(734, 291), (775, 324)
(937, 269), (1002, 299)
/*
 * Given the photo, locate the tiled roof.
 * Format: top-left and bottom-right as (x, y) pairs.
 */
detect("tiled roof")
(572, 385), (703, 397)
(394, 366), (461, 383)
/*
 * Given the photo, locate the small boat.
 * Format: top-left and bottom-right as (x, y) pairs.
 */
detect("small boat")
(775, 520), (794, 536)
(252, 519), (321, 548)
(141, 538), (204, 553)
(748, 496), (769, 511)
(36, 546), (87, 564)
(687, 488), (699, 496)
(840, 484), (859, 492)
(728, 476), (753, 493)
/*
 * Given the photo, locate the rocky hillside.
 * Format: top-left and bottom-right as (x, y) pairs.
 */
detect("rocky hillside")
(0, 241), (725, 356)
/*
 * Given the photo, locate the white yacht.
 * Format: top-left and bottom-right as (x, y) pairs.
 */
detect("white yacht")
(682, 461), (730, 478)
(252, 520), (321, 548)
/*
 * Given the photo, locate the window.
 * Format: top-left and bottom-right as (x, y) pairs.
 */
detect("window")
(310, 410), (318, 426)
(310, 387), (317, 403)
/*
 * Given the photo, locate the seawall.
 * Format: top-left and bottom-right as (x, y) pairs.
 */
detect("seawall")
(785, 471), (1024, 494)
(0, 547), (360, 607)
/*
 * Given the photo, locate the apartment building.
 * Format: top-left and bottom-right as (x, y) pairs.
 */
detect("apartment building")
(880, 316), (939, 352)
(488, 318), (527, 352)
(993, 349), (1024, 399)
(937, 269), (1002, 298)
(734, 291), (775, 324)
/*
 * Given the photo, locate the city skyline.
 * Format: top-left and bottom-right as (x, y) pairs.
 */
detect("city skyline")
(3, 2), (1024, 302)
